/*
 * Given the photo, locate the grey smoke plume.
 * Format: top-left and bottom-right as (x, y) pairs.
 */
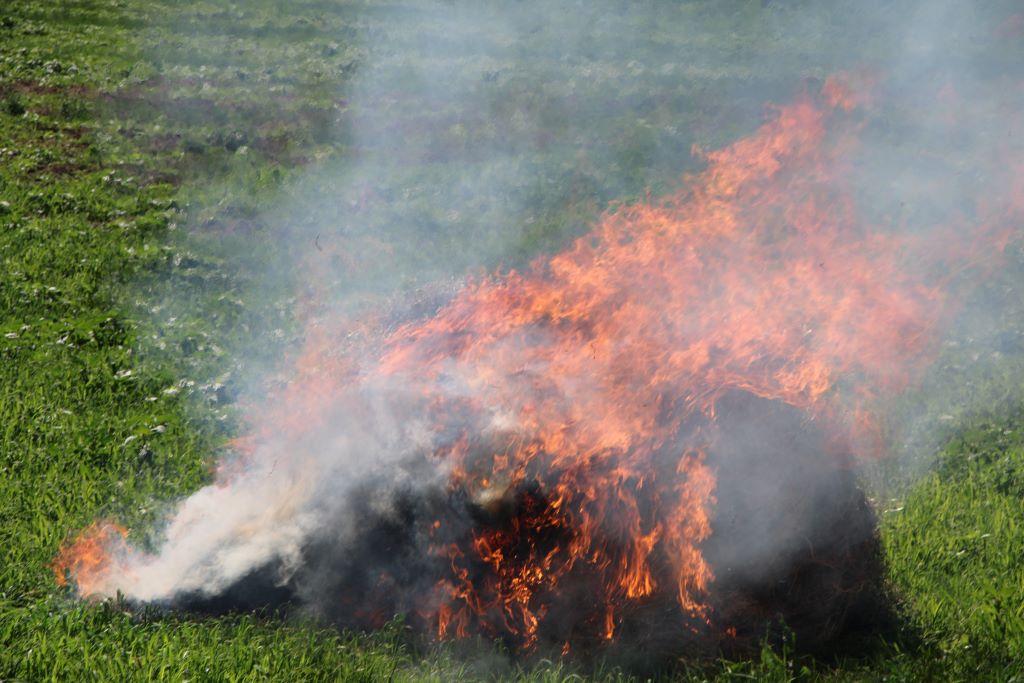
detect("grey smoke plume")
(75, 0), (1023, 660)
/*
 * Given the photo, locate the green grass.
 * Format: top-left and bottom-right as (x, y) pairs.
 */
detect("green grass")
(2, 0), (1024, 680)
(881, 420), (1024, 677)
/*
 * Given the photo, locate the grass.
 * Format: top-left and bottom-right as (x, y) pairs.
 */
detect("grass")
(881, 419), (1024, 677)
(2, 0), (1024, 680)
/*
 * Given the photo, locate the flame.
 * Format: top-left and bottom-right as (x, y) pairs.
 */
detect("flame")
(368, 76), (1011, 645)
(55, 74), (1018, 651)
(53, 522), (128, 597)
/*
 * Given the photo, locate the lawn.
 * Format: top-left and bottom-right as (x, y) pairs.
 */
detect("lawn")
(2, 1), (1024, 681)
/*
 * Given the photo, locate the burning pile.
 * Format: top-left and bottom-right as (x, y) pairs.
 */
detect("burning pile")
(55, 76), (1017, 659)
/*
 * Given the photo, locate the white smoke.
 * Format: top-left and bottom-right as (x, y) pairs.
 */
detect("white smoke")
(75, 1), (1024, 644)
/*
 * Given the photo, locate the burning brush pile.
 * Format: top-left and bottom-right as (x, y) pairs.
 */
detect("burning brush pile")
(55, 77), (1019, 662)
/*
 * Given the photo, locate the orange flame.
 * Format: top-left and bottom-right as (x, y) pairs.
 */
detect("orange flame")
(53, 522), (128, 597)
(370, 76), (1011, 645)
(55, 74), (1018, 652)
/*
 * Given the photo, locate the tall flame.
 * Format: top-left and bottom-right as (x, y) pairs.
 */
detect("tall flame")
(367, 76), (1009, 645)
(55, 76), (1016, 651)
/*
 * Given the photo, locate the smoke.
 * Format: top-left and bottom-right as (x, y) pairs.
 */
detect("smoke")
(59, 0), (1024, 662)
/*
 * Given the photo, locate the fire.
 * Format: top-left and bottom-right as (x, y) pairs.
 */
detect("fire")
(368, 77), (1007, 643)
(53, 522), (129, 596)
(55, 75), (1017, 654)
(367, 77), (1008, 646)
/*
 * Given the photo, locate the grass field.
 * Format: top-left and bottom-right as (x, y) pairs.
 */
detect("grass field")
(2, 1), (1024, 680)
